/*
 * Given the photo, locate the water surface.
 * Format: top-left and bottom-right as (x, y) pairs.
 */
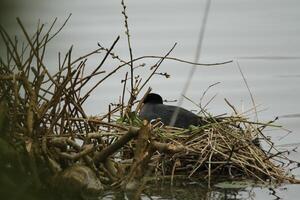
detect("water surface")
(1, 0), (300, 199)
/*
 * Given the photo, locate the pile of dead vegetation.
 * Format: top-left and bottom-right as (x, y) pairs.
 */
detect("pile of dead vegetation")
(0, 14), (299, 199)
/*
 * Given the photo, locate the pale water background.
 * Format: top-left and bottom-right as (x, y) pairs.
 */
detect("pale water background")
(1, 0), (300, 199)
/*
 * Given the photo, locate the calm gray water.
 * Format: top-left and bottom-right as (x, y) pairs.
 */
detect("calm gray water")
(1, 0), (300, 199)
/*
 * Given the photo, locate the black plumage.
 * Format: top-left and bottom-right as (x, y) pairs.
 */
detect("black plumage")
(139, 93), (205, 128)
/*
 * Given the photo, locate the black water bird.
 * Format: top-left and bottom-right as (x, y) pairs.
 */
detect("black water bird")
(139, 93), (205, 128)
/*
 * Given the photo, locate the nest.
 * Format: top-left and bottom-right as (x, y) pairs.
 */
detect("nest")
(146, 119), (291, 183)
(0, 15), (299, 197)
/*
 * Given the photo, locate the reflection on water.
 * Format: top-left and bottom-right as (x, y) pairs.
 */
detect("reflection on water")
(89, 184), (294, 200)
(1, 0), (300, 199)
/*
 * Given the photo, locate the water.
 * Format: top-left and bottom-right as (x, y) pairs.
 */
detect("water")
(1, 0), (300, 199)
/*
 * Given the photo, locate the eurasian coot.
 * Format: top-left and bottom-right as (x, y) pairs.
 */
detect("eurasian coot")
(139, 93), (205, 128)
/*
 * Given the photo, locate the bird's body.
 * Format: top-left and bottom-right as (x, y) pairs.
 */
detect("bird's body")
(139, 93), (204, 128)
